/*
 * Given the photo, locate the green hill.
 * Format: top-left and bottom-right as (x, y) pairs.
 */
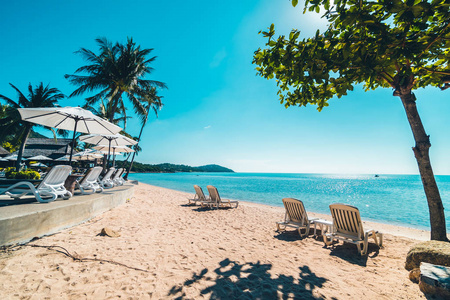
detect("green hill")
(115, 161), (234, 173)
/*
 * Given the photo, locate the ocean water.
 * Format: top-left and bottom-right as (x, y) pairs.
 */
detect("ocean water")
(128, 172), (450, 231)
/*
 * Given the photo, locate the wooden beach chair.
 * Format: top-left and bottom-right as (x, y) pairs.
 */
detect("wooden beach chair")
(100, 167), (116, 189)
(0, 165), (73, 203)
(75, 166), (103, 195)
(206, 185), (239, 208)
(189, 185), (214, 207)
(324, 203), (383, 255)
(276, 198), (318, 238)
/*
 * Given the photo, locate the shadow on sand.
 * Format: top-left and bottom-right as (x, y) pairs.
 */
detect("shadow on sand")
(273, 229), (309, 242)
(273, 229), (380, 267)
(168, 258), (331, 300)
(327, 242), (381, 266)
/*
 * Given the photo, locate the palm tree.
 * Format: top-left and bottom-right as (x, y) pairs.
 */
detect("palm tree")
(0, 83), (64, 170)
(84, 99), (129, 129)
(0, 103), (22, 145)
(124, 87), (163, 180)
(65, 37), (167, 123)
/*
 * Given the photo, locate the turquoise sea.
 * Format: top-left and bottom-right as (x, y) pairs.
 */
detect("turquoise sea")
(128, 172), (450, 231)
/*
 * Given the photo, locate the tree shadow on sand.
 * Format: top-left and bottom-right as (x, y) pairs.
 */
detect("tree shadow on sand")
(168, 258), (332, 300)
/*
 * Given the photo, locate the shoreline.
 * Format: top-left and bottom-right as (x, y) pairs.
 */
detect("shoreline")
(131, 179), (435, 241)
(154, 183), (434, 242)
(238, 200), (432, 241)
(0, 182), (427, 298)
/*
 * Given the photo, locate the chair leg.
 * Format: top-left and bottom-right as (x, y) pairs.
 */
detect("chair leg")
(371, 230), (378, 246)
(37, 191), (57, 203)
(356, 242), (365, 255)
(323, 234), (333, 246)
(378, 233), (383, 247)
(298, 224), (310, 238)
(360, 234), (370, 255)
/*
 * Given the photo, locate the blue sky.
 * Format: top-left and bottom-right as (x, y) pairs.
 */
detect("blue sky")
(1, 0), (449, 174)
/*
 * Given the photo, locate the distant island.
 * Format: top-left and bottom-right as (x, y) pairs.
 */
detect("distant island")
(114, 161), (234, 173)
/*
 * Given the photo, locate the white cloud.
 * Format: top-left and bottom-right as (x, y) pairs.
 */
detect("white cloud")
(204, 125), (211, 129)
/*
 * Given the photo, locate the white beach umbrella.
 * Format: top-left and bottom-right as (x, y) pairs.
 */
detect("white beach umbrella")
(55, 155), (71, 161)
(0, 157), (8, 161)
(4, 154), (27, 161)
(27, 155), (53, 161)
(80, 133), (137, 167)
(73, 149), (104, 161)
(79, 133), (137, 147)
(30, 162), (48, 168)
(93, 145), (135, 153)
(17, 107), (122, 164)
(93, 145), (135, 167)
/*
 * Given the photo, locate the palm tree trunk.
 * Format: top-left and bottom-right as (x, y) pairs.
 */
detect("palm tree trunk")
(399, 91), (448, 241)
(109, 94), (122, 123)
(123, 118), (147, 180)
(16, 124), (32, 171)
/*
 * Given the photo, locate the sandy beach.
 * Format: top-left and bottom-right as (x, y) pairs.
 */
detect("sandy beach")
(0, 183), (427, 299)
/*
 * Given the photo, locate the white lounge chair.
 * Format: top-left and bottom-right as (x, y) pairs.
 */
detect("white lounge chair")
(324, 203), (383, 255)
(206, 185), (239, 208)
(75, 166), (103, 195)
(112, 168), (124, 186)
(100, 167), (116, 189)
(276, 198), (318, 238)
(189, 185), (214, 207)
(0, 165), (73, 203)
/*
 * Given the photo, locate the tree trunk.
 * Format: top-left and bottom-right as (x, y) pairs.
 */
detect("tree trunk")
(398, 91), (448, 241)
(109, 94), (122, 123)
(123, 117), (147, 180)
(16, 124), (32, 171)
(123, 152), (136, 181)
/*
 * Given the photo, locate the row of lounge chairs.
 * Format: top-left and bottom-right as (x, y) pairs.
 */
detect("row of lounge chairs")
(188, 189), (382, 255)
(189, 185), (239, 208)
(0, 166), (127, 203)
(277, 198), (383, 255)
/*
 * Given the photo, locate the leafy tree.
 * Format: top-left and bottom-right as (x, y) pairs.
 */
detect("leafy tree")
(1, 142), (17, 153)
(83, 100), (137, 169)
(0, 83), (64, 170)
(65, 37), (167, 123)
(253, 0), (450, 240)
(124, 87), (163, 180)
(84, 99), (130, 129)
(124, 87), (163, 179)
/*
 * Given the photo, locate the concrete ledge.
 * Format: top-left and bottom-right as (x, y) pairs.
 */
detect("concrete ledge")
(0, 184), (134, 246)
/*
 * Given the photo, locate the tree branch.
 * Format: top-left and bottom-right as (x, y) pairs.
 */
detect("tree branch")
(379, 72), (395, 88)
(420, 68), (450, 76)
(419, 22), (450, 58)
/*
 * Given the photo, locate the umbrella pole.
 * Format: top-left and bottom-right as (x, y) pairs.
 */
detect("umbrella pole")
(112, 148), (116, 168)
(107, 139), (111, 168)
(69, 120), (79, 166)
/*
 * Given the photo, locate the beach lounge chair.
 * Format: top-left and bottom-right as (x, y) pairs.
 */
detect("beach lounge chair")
(100, 167), (116, 189)
(75, 166), (103, 195)
(276, 198), (318, 238)
(112, 168), (124, 186)
(324, 203), (383, 255)
(189, 185), (214, 207)
(0, 165), (72, 203)
(206, 185), (239, 208)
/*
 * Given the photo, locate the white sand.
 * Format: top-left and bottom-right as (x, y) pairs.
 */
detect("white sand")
(0, 183), (428, 299)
